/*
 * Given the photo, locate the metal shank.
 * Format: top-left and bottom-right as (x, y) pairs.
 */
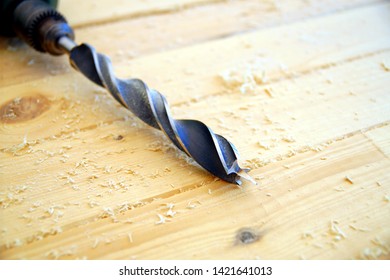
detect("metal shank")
(68, 43), (251, 185)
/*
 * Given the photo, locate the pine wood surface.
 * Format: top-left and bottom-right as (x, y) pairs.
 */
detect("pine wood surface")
(0, 0), (389, 259)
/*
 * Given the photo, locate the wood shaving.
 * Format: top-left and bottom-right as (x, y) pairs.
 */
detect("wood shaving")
(264, 87), (274, 97)
(128, 233), (133, 243)
(147, 141), (163, 152)
(104, 165), (112, 173)
(282, 135), (296, 143)
(219, 59), (273, 94)
(371, 237), (389, 252)
(45, 245), (78, 260)
(166, 208), (176, 218)
(155, 213), (169, 225)
(329, 220), (346, 240)
(380, 61), (390, 71)
(344, 175), (354, 184)
(4, 135), (39, 156)
(100, 207), (116, 219)
(186, 200), (201, 209)
(348, 224), (370, 232)
(46, 207), (55, 216)
(92, 238), (100, 249)
(257, 141), (271, 150)
(88, 200), (100, 208)
(301, 231), (314, 239)
(360, 247), (384, 260)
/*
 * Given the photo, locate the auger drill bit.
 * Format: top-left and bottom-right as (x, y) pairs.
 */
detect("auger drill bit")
(1, 0), (255, 185)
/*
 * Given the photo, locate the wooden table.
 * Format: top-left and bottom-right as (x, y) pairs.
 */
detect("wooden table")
(0, 0), (389, 260)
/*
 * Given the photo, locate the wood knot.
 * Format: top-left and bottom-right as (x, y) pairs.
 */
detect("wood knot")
(0, 94), (50, 123)
(113, 135), (124, 141)
(235, 228), (261, 245)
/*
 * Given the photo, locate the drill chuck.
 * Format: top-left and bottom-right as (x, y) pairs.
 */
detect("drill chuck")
(5, 0), (74, 55)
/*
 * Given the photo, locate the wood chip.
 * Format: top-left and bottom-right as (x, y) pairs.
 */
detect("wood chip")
(344, 175), (354, 184)
(348, 224), (370, 232)
(155, 213), (169, 225)
(380, 61), (390, 71)
(128, 233), (133, 243)
(301, 231), (314, 239)
(329, 220), (346, 240)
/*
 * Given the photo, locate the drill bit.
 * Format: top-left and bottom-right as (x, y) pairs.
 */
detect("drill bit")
(4, 0), (255, 185)
(60, 38), (254, 185)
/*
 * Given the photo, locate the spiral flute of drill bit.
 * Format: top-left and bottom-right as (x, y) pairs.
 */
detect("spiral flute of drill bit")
(68, 43), (253, 185)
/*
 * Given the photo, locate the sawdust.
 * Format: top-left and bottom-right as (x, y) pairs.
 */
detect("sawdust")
(128, 232), (133, 243)
(99, 207), (117, 223)
(155, 213), (170, 225)
(3, 135), (40, 156)
(348, 224), (371, 232)
(334, 186), (345, 192)
(218, 55), (285, 95)
(92, 238), (100, 249)
(359, 237), (389, 260)
(329, 220), (346, 241)
(264, 87), (274, 97)
(186, 200), (201, 209)
(162, 203), (176, 218)
(146, 140), (164, 152)
(360, 247), (384, 260)
(380, 61), (390, 71)
(45, 245), (78, 260)
(344, 175), (354, 184)
(88, 200), (100, 208)
(0, 185), (29, 208)
(281, 135), (296, 143)
(257, 140), (271, 150)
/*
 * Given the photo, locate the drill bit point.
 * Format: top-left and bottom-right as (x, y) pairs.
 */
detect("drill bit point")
(236, 170), (257, 186)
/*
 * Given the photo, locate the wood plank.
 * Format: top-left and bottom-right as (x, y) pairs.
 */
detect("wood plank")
(1, 3), (389, 146)
(0, 0), (381, 87)
(1, 124), (389, 259)
(1, 48), (389, 257)
(1, 1), (389, 260)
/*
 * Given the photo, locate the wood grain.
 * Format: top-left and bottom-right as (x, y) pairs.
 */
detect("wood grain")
(0, 0), (389, 259)
(58, 0), (225, 27)
(0, 0), (381, 87)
